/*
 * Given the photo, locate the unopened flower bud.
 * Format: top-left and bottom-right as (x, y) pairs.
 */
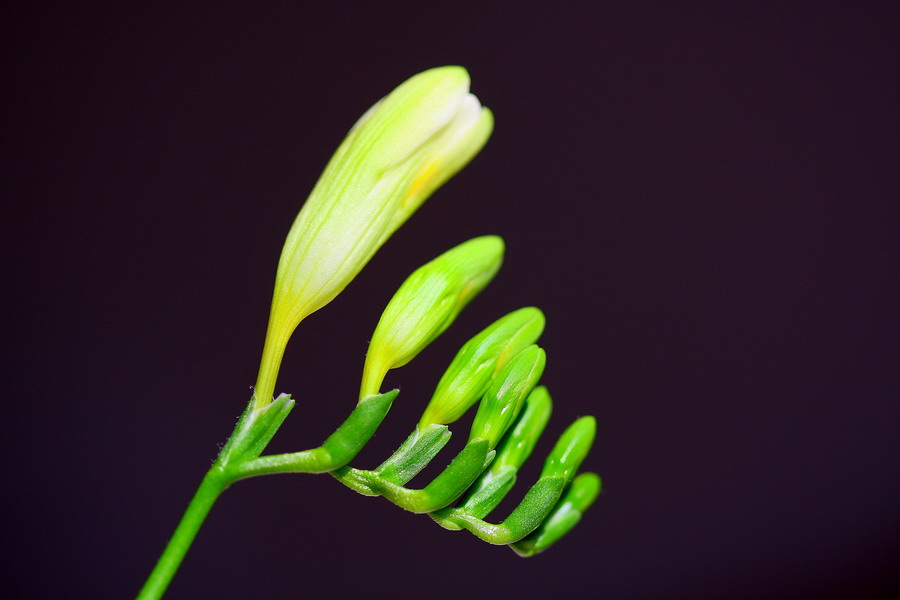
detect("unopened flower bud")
(359, 236), (504, 398)
(418, 308), (545, 428)
(490, 386), (553, 472)
(469, 345), (546, 449)
(540, 416), (596, 481)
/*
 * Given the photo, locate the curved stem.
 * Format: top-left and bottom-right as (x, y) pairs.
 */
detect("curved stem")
(136, 467), (229, 600)
(136, 391), (392, 598)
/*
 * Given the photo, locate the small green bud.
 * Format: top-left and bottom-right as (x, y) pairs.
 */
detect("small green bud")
(469, 345), (546, 449)
(254, 66), (493, 407)
(540, 416), (596, 481)
(418, 308), (545, 428)
(565, 472), (602, 511)
(360, 236), (504, 398)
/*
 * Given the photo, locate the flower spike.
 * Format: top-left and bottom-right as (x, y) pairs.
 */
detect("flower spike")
(140, 67), (600, 600)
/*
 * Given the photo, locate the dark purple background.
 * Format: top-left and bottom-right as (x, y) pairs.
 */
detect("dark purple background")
(3, 2), (898, 599)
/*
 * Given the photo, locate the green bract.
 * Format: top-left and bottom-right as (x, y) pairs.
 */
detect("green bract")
(254, 66), (493, 406)
(359, 236), (504, 398)
(511, 473), (602, 556)
(419, 308), (546, 428)
(469, 345), (546, 449)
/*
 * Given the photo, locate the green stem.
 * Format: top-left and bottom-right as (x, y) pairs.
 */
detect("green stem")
(137, 391), (394, 598)
(136, 466), (230, 600)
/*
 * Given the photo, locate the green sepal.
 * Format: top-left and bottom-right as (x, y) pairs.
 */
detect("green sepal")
(431, 414), (597, 546)
(330, 466), (380, 496)
(375, 424), (452, 485)
(540, 416), (596, 481)
(510, 472), (602, 557)
(459, 465), (518, 519)
(429, 513), (463, 531)
(433, 476), (567, 544)
(229, 390), (396, 478)
(218, 394), (295, 467)
(501, 477), (567, 541)
(363, 438), (493, 513)
(320, 390), (398, 465)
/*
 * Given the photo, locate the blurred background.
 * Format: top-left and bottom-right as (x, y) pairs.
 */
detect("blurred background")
(3, 2), (898, 598)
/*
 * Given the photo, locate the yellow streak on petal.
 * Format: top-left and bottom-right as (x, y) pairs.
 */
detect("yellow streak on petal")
(402, 159), (441, 211)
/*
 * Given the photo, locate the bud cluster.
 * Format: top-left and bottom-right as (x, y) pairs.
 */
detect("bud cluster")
(248, 66), (600, 555)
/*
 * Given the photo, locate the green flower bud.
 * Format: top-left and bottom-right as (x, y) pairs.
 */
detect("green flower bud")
(469, 345), (546, 449)
(491, 386), (553, 472)
(418, 307), (545, 428)
(565, 471), (602, 511)
(458, 386), (552, 516)
(540, 416), (596, 481)
(254, 66), (493, 407)
(359, 236), (504, 398)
